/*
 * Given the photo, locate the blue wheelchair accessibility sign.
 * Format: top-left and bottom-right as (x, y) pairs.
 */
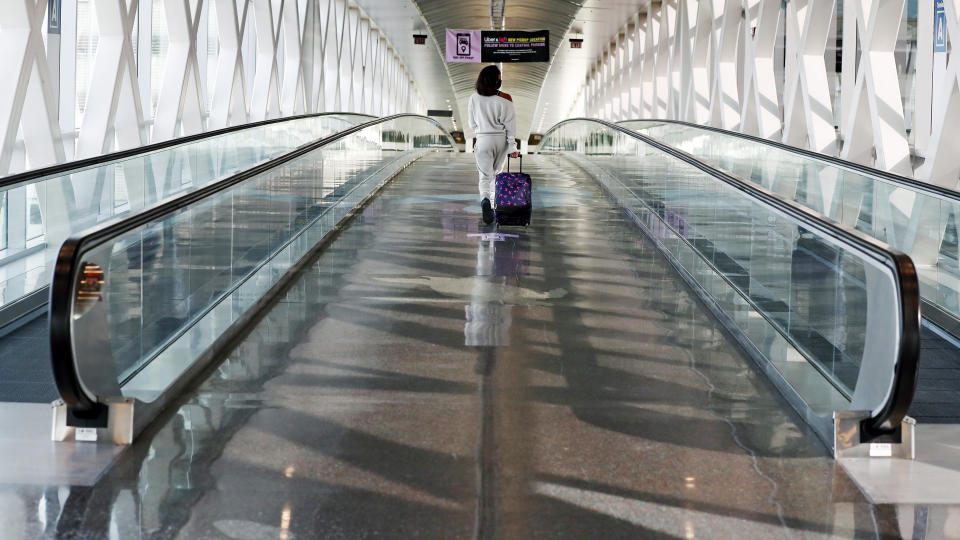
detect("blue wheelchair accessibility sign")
(936, 0), (948, 52)
(48, 0), (61, 35)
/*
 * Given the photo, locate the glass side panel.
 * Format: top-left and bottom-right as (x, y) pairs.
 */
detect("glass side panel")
(26, 185), (42, 241)
(67, 117), (453, 402)
(0, 114), (368, 317)
(0, 193), (6, 251)
(540, 121), (904, 416)
(621, 120), (960, 327)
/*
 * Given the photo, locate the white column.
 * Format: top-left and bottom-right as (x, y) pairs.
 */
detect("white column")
(710, 0), (743, 129)
(914, 0), (934, 157)
(690, 0), (714, 123)
(920, 0), (960, 189)
(741, 0), (782, 138)
(641, 3), (659, 117)
(280, 0), (305, 115)
(249, 0), (282, 121)
(629, 13), (644, 119)
(57, 0), (78, 160)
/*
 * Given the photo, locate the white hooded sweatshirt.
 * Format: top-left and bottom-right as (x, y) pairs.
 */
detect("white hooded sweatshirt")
(468, 92), (518, 154)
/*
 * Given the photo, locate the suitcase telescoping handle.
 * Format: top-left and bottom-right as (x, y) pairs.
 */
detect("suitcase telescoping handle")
(507, 154), (522, 173)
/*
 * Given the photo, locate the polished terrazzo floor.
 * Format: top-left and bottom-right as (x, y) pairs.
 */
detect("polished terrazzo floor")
(2, 153), (958, 538)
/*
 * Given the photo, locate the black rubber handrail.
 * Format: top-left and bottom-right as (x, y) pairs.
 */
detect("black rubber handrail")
(50, 113), (451, 415)
(541, 117), (921, 439)
(617, 117), (960, 203)
(0, 112), (373, 189)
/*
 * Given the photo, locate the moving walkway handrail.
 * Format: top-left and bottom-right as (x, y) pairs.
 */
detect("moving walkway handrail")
(0, 112), (372, 332)
(617, 118), (960, 203)
(540, 117), (921, 437)
(0, 112), (373, 189)
(620, 118), (960, 336)
(50, 113), (451, 418)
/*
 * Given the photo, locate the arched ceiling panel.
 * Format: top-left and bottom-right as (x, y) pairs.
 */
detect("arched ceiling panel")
(409, 0), (586, 143)
(355, 0), (651, 141)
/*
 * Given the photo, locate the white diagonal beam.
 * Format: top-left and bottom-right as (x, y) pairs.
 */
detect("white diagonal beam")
(0, 0), (67, 171)
(781, 0), (836, 154)
(210, 0), (250, 128)
(280, 0), (306, 114)
(710, 0), (742, 129)
(741, 0), (782, 138)
(839, 0), (911, 174)
(154, 0), (206, 140)
(250, 0), (283, 120)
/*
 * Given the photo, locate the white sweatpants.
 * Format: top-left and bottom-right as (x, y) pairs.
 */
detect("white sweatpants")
(474, 134), (510, 202)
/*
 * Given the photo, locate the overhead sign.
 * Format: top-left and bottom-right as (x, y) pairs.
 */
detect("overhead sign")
(446, 29), (482, 62)
(446, 29), (550, 63)
(48, 0), (61, 34)
(935, 0), (948, 52)
(481, 30), (549, 63)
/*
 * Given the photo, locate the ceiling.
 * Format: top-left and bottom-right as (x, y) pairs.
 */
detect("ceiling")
(352, 0), (460, 130)
(356, 0), (650, 140)
(531, 0), (651, 133)
(407, 0), (586, 143)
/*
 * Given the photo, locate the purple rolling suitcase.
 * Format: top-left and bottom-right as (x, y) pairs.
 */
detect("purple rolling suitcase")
(495, 155), (532, 227)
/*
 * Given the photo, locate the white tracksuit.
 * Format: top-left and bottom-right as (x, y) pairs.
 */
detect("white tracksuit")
(468, 93), (518, 202)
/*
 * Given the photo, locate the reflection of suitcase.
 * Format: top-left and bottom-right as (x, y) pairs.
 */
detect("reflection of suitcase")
(495, 155), (532, 227)
(494, 236), (529, 278)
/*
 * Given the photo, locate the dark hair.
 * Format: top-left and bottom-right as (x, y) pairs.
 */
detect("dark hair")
(475, 65), (501, 96)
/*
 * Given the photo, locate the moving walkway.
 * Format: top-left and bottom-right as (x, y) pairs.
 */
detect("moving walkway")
(48, 115), (456, 442)
(29, 137), (911, 539)
(0, 113), (371, 402)
(620, 119), (960, 423)
(20, 112), (924, 458)
(538, 119), (920, 453)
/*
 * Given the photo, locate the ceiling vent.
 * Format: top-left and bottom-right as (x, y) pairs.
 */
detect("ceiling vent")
(490, 0), (506, 30)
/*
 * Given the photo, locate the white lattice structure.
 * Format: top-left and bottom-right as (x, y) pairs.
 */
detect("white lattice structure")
(0, 0), (425, 176)
(578, 0), (960, 190)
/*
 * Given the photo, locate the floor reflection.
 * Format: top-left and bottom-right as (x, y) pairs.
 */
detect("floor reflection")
(465, 232), (528, 347)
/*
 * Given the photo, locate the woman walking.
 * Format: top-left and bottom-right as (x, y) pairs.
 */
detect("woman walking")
(468, 65), (519, 224)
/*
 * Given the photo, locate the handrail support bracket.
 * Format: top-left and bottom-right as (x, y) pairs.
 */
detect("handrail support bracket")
(834, 410), (916, 459)
(51, 398), (134, 445)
